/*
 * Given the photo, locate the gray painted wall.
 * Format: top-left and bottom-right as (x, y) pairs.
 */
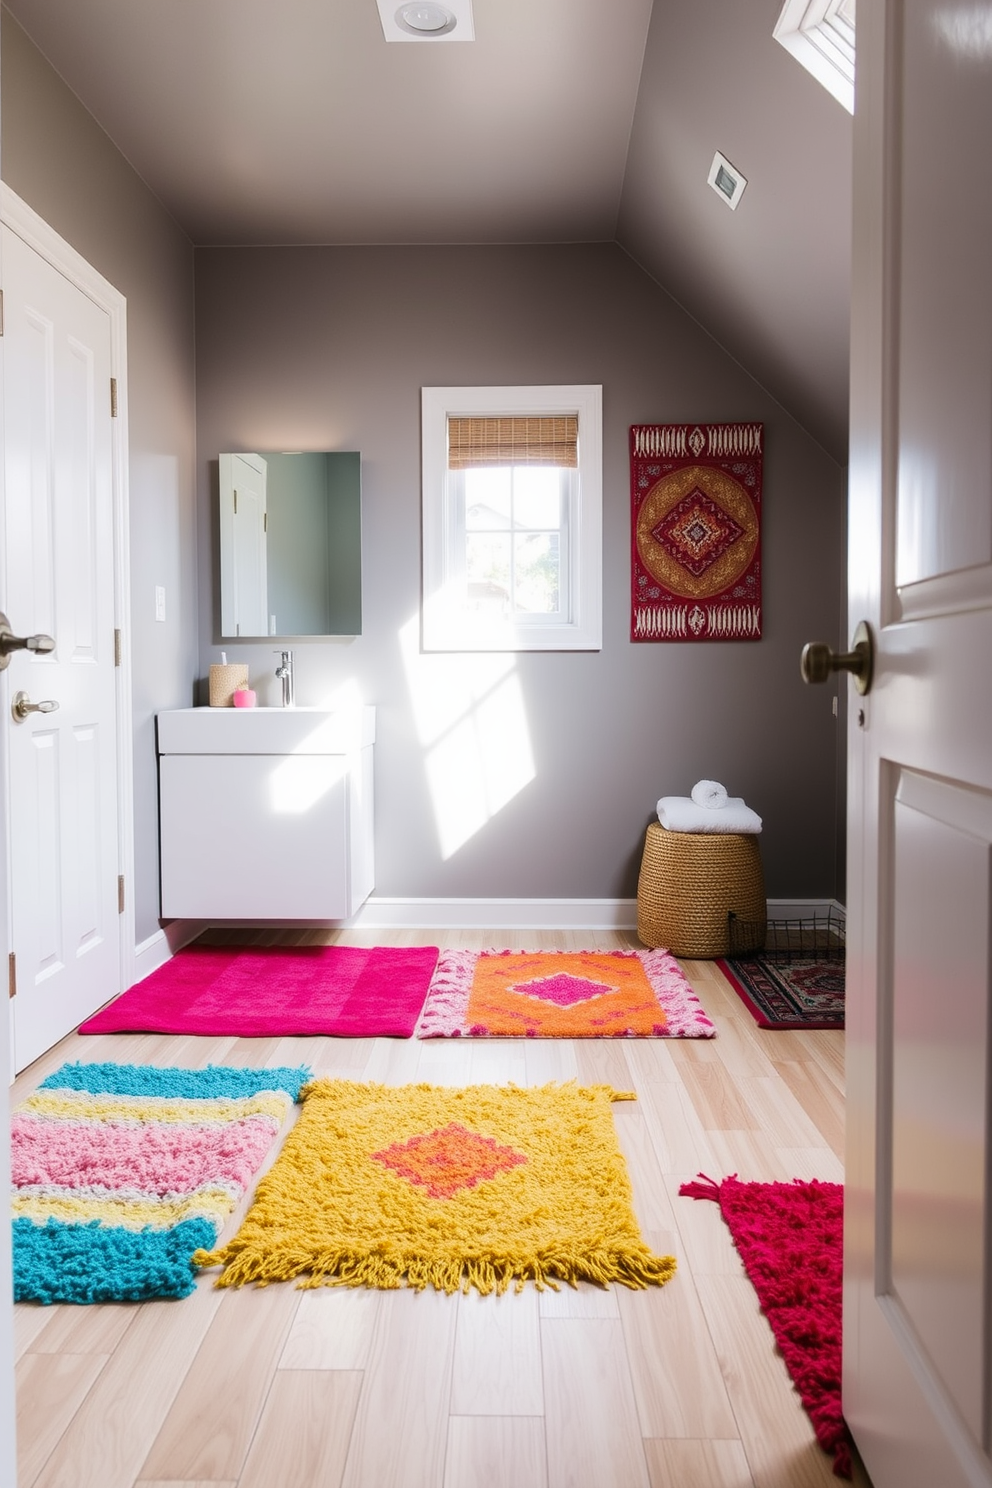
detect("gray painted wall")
(618, 0), (852, 463)
(1, 11), (198, 944)
(196, 244), (846, 901)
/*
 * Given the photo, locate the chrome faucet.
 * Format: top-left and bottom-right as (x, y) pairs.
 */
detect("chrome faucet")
(274, 649), (295, 708)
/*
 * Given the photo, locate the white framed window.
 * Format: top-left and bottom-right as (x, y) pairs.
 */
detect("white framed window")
(773, 0), (855, 113)
(421, 384), (602, 651)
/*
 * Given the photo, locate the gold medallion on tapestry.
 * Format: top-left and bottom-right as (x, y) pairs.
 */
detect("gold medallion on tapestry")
(630, 424), (763, 641)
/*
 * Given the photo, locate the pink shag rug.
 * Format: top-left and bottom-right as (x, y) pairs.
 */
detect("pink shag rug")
(79, 944), (439, 1038)
(415, 948), (715, 1038)
(680, 1174), (850, 1477)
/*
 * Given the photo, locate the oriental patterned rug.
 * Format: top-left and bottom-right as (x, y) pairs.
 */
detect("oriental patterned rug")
(630, 422), (763, 641)
(680, 1174), (850, 1478)
(717, 954), (845, 1029)
(194, 1079), (677, 1296)
(12, 1062), (309, 1304)
(414, 949), (716, 1039)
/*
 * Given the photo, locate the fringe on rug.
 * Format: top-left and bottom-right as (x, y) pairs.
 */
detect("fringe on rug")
(192, 1241), (676, 1296)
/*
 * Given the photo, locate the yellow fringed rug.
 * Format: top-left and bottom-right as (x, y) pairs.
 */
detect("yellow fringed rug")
(193, 1079), (677, 1296)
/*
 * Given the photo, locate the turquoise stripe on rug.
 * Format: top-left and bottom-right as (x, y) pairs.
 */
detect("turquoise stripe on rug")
(13, 1216), (218, 1302)
(39, 1061), (311, 1101)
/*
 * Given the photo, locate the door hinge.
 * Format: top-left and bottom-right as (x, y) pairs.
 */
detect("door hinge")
(110, 377), (118, 418)
(8, 952), (15, 1000)
(114, 628), (122, 667)
(0, 288), (5, 337)
(263, 511), (267, 533)
(233, 489), (238, 515)
(118, 875), (125, 915)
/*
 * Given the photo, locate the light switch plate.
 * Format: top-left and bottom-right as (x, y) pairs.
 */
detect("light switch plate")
(155, 586), (166, 623)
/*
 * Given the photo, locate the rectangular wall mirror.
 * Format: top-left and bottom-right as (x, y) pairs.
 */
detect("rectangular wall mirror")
(219, 451), (362, 637)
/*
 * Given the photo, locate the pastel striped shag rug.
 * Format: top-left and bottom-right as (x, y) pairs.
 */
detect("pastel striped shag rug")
(12, 1062), (310, 1304)
(415, 948), (715, 1038)
(680, 1174), (850, 1477)
(195, 1079), (677, 1296)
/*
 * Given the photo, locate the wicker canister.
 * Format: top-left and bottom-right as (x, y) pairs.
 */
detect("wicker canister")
(636, 822), (766, 958)
(208, 663), (249, 707)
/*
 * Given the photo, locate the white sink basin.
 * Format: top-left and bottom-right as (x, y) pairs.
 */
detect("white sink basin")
(157, 705), (375, 755)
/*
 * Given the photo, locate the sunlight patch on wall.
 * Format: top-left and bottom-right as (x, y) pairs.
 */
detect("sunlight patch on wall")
(313, 677), (364, 713)
(400, 615), (535, 858)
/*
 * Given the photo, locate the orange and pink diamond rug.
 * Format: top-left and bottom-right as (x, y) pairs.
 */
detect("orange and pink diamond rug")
(193, 1079), (677, 1296)
(414, 949), (716, 1039)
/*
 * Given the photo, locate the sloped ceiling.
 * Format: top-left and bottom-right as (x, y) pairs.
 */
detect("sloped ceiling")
(619, 1), (852, 459)
(1, 0), (851, 458)
(1, 0), (655, 243)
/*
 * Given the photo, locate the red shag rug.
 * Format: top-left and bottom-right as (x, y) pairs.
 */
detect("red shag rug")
(680, 1174), (850, 1478)
(79, 944), (439, 1038)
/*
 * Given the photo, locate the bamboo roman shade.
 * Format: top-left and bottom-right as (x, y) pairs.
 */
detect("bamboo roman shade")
(447, 415), (578, 470)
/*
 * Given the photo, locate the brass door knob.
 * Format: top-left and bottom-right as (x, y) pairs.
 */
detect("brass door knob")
(12, 691), (59, 722)
(801, 619), (874, 695)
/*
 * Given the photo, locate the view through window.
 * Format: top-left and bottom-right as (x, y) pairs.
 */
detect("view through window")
(454, 460), (569, 623)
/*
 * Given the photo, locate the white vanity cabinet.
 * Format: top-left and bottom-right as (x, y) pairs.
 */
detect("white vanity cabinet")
(157, 706), (374, 919)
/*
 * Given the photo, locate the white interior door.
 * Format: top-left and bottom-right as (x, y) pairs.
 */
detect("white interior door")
(844, 4), (992, 1485)
(2, 222), (122, 1073)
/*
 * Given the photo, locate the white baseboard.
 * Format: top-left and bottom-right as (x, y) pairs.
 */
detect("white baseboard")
(133, 919), (206, 985)
(347, 897), (640, 930)
(347, 896), (843, 930)
(195, 897), (846, 935)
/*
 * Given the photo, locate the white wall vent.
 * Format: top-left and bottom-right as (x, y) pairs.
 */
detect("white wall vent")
(707, 152), (747, 211)
(774, 0), (855, 113)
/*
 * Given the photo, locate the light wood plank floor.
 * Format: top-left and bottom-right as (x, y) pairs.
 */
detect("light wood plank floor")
(12, 928), (871, 1488)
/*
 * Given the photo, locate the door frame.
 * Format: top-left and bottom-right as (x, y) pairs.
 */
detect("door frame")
(1, 183), (136, 1029)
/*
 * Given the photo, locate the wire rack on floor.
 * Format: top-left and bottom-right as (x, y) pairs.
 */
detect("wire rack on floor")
(727, 906), (846, 963)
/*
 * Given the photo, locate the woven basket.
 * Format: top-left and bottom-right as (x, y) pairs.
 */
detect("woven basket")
(636, 822), (766, 958)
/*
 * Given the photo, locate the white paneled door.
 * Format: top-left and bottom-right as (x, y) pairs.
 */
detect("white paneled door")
(845, 4), (992, 1486)
(2, 222), (122, 1073)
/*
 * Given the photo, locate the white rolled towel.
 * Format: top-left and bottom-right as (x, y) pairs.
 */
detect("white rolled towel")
(656, 796), (762, 834)
(690, 779), (728, 809)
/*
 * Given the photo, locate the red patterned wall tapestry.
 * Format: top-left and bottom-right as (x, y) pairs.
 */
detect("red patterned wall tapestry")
(630, 423), (763, 642)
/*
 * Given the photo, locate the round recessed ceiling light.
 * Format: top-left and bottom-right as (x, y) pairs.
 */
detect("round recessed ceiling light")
(395, 3), (457, 35)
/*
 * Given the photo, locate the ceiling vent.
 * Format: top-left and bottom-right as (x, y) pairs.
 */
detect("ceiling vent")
(376, 0), (475, 42)
(707, 152), (747, 211)
(774, 0), (855, 113)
